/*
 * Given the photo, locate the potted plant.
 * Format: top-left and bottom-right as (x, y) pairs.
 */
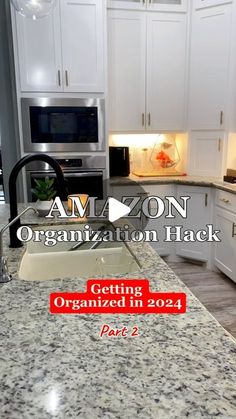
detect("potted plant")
(32, 177), (56, 216)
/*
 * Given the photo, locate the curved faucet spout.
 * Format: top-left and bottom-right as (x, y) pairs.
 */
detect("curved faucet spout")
(8, 154), (67, 248)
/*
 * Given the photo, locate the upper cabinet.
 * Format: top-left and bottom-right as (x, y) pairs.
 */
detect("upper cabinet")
(60, 0), (104, 93)
(108, 11), (146, 131)
(13, 0), (104, 93)
(15, 1), (62, 92)
(107, 0), (187, 12)
(189, 3), (232, 130)
(146, 13), (187, 131)
(108, 9), (188, 132)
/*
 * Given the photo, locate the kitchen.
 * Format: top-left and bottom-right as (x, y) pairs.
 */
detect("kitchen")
(0, 0), (236, 418)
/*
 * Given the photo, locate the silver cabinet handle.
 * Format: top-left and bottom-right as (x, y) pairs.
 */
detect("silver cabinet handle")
(148, 113), (151, 126)
(220, 111), (224, 125)
(205, 193), (208, 207)
(232, 223), (236, 238)
(218, 139), (221, 152)
(57, 70), (61, 86)
(65, 70), (69, 87)
(142, 113), (145, 127)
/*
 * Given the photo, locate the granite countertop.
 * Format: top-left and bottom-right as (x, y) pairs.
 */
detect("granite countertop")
(0, 205), (236, 418)
(109, 174), (236, 194)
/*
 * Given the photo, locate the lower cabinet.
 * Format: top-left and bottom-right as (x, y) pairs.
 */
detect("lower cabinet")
(175, 186), (212, 262)
(214, 207), (236, 282)
(110, 184), (174, 256)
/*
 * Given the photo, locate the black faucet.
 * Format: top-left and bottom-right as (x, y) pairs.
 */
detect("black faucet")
(8, 154), (67, 248)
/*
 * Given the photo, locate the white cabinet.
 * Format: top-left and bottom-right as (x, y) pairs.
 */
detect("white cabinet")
(107, 0), (187, 12)
(194, 0), (232, 10)
(214, 189), (236, 281)
(108, 11), (146, 131)
(13, 0), (104, 93)
(110, 183), (174, 256)
(108, 10), (187, 132)
(175, 186), (211, 262)
(61, 0), (104, 93)
(146, 13), (187, 131)
(189, 4), (232, 130)
(15, 1), (62, 92)
(189, 131), (225, 177)
(142, 185), (174, 256)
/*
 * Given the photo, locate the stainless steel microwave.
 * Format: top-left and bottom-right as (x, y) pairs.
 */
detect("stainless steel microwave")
(21, 98), (105, 153)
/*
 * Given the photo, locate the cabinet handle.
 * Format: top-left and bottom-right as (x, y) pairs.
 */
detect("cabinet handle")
(65, 70), (69, 86)
(220, 111), (224, 125)
(148, 113), (151, 126)
(142, 113), (145, 127)
(218, 139), (221, 152)
(219, 198), (230, 204)
(57, 70), (61, 86)
(232, 223), (236, 238)
(205, 193), (208, 207)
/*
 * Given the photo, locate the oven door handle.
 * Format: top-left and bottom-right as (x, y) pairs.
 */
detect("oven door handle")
(63, 172), (103, 178)
(31, 171), (103, 178)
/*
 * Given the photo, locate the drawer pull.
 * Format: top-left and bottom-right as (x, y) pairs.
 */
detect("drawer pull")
(205, 193), (208, 207)
(219, 198), (230, 204)
(232, 223), (236, 238)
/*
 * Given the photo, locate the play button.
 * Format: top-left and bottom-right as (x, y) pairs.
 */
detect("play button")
(108, 198), (131, 223)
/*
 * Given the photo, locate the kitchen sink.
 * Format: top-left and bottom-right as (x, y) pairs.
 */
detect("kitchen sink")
(18, 223), (140, 281)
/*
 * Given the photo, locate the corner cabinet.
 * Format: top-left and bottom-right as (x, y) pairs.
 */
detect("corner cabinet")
(188, 131), (225, 177)
(108, 9), (188, 132)
(107, 0), (187, 12)
(189, 3), (232, 130)
(12, 0), (104, 93)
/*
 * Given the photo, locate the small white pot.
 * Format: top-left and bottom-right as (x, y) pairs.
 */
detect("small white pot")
(36, 200), (53, 217)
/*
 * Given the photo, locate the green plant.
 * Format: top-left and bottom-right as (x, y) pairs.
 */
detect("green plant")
(32, 177), (56, 201)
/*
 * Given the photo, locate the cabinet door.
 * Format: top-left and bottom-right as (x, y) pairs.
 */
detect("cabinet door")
(142, 185), (174, 256)
(189, 131), (224, 177)
(107, 0), (146, 10)
(189, 4), (232, 129)
(146, 13), (187, 131)
(214, 207), (236, 281)
(61, 0), (104, 92)
(194, 0), (232, 10)
(148, 0), (187, 12)
(108, 10), (146, 132)
(14, 2), (62, 92)
(175, 186), (211, 261)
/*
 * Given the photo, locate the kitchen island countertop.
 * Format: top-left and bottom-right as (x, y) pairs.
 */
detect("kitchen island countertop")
(0, 204), (236, 419)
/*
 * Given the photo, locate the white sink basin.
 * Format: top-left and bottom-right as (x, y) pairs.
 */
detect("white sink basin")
(19, 224), (140, 281)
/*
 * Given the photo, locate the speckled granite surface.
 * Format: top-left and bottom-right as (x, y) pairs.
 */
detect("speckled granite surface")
(0, 205), (236, 418)
(109, 174), (236, 194)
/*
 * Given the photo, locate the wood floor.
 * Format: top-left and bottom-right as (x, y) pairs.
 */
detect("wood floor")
(167, 261), (236, 339)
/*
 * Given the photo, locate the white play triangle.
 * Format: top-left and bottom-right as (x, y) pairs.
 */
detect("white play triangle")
(108, 198), (131, 222)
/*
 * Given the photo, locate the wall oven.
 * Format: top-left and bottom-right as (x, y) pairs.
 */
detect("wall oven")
(26, 155), (106, 202)
(21, 98), (105, 153)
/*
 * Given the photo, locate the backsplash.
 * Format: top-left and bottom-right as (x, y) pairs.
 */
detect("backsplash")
(109, 133), (188, 175)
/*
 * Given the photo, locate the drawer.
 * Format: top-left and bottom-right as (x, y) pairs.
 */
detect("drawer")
(215, 189), (236, 213)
